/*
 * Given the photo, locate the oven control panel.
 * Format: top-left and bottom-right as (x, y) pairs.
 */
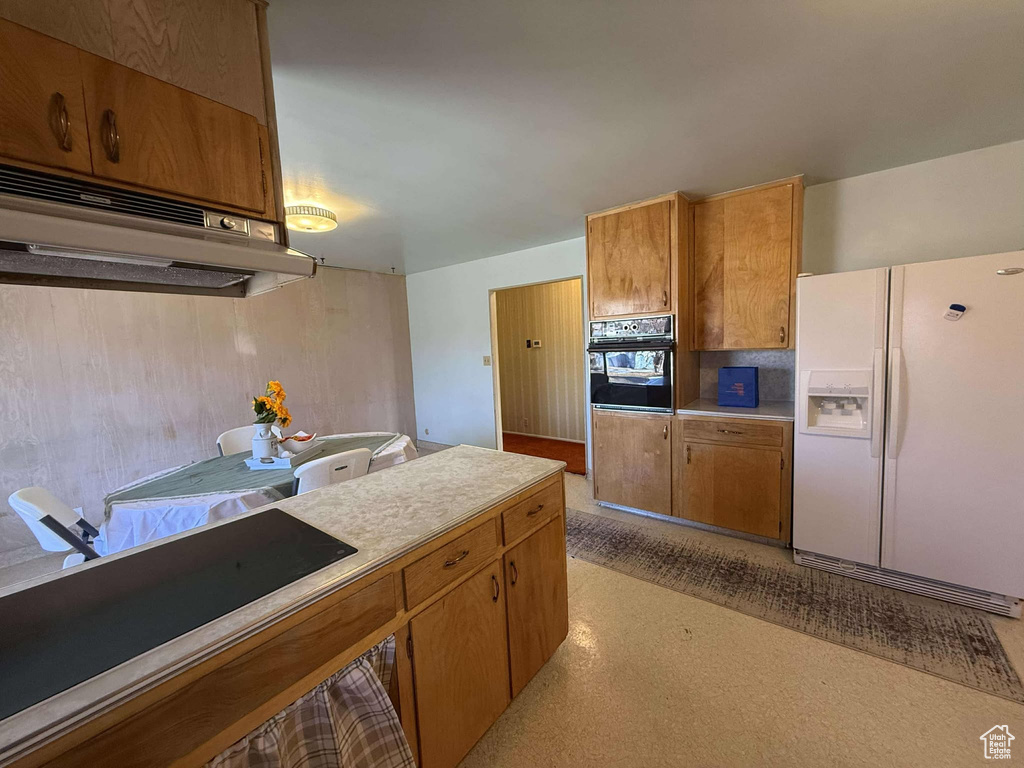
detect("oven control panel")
(589, 314), (673, 342)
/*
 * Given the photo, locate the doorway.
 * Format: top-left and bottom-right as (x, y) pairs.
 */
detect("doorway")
(489, 277), (587, 475)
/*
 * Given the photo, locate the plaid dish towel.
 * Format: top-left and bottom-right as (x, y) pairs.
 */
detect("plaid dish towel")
(207, 636), (414, 768)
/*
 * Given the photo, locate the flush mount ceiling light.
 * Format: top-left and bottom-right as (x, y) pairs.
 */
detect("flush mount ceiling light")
(284, 205), (338, 233)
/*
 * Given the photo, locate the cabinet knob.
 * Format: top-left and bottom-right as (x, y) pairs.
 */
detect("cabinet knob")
(102, 109), (120, 163)
(663, 424), (669, 439)
(51, 92), (72, 152)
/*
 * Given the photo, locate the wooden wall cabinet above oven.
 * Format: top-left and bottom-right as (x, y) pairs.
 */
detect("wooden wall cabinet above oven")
(690, 177), (803, 350)
(586, 193), (690, 320)
(0, 3), (281, 222)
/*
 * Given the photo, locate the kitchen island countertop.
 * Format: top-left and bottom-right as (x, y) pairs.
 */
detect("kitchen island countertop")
(0, 445), (564, 762)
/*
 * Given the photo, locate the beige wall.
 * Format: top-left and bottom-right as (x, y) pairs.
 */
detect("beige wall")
(0, 268), (415, 557)
(495, 279), (585, 443)
(803, 139), (1024, 275)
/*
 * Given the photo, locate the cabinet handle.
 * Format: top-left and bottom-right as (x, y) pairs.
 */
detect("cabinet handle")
(443, 549), (469, 568)
(510, 560), (519, 586)
(686, 444), (691, 464)
(663, 290), (669, 307)
(779, 326), (786, 344)
(526, 503), (544, 517)
(717, 428), (743, 435)
(663, 424), (669, 439)
(491, 574), (500, 602)
(102, 109), (120, 163)
(51, 92), (72, 151)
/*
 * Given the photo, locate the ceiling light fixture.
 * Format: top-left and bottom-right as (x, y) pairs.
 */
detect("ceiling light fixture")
(284, 205), (338, 233)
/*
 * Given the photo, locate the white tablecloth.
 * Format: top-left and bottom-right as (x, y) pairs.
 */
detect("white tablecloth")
(98, 434), (418, 558)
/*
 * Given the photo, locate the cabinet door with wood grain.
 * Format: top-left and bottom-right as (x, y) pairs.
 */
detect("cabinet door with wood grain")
(0, 19), (93, 174)
(410, 561), (511, 768)
(504, 515), (569, 697)
(80, 52), (265, 211)
(692, 182), (799, 349)
(592, 409), (672, 515)
(588, 200), (672, 319)
(680, 442), (782, 538)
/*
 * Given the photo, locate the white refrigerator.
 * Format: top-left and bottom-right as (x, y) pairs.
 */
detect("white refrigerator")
(793, 251), (1024, 615)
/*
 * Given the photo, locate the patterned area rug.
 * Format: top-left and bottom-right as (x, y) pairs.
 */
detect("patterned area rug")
(566, 507), (1024, 703)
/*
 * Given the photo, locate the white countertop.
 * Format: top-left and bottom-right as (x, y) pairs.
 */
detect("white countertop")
(677, 398), (795, 422)
(0, 445), (564, 761)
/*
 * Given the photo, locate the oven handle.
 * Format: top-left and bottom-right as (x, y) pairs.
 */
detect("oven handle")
(587, 342), (675, 353)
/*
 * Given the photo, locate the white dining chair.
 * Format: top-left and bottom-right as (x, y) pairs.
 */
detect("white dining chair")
(8, 487), (101, 566)
(217, 425), (282, 456)
(293, 448), (372, 495)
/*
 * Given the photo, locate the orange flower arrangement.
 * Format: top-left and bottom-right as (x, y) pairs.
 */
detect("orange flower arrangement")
(252, 380), (292, 428)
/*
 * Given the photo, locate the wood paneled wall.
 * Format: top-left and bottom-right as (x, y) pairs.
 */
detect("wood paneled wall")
(0, 268), (416, 555)
(495, 279), (585, 443)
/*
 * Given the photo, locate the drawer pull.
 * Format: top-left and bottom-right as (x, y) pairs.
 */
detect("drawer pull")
(443, 549), (469, 568)
(510, 560), (519, 586)
(717, 429), (744, 435)
(102, 108), (120, 163)
(51, 92), (72, 151)
(779, 326), (786, 344)
(491, 574), (500, 602)
(526, 503), (544, 517)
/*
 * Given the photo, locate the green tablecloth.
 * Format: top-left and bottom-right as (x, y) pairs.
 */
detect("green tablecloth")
(104, 434), (398, 515)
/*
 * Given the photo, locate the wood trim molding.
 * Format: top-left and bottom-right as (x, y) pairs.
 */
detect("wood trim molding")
(690, 174), (805, 204)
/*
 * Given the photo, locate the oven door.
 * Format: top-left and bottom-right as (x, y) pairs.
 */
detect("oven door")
(588, 343), (674, 412)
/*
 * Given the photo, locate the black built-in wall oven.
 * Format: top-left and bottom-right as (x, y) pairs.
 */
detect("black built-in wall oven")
(588, 314), (674, 413)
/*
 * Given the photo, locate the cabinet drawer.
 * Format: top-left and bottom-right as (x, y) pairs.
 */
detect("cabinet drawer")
(403, 518), (499, 609)
(682, 418), (782, 448)
(502, 479), (563, 544)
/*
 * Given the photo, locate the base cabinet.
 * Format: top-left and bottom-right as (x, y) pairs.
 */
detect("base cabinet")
(592, 409), (672, 515)
(505, 516), (569, 697)
(410, 560), (511, 768)
(673, 415), (793, 542)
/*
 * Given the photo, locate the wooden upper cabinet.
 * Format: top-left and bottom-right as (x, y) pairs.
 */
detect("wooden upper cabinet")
(592, 409), (672, 515)
(0, 20), (93, 174)
(588, 199), (673, 319)
(81, 52), (266, 212)
(504, 515), (569, 697)
(410, 561), (511, 768)
(692, 179), (803, 349)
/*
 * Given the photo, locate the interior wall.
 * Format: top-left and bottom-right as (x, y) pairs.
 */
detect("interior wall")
(0, 267), (416, 558)
(803, 139), (1024, 275)
(495, 279), (585, 443)
(406, 237), (587, 452)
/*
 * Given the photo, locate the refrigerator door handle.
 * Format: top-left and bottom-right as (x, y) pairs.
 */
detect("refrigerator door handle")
(870, 347), (885, 458)
(887, 347), (905, 458)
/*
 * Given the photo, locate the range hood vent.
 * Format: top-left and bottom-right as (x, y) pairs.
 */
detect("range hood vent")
(0, 165), (207, 228)
(0, 164), (316, 298)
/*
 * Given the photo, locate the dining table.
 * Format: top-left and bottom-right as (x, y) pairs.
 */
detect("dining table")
(99, 433), (414, 556)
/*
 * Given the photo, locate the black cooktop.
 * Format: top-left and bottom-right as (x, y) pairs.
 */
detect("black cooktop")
(0, 508), (356, 721)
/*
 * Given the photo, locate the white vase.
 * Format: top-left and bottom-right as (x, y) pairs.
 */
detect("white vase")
(252, 422), (278, 460)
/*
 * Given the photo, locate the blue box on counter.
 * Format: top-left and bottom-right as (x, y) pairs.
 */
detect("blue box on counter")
(718, 366), (759, 408)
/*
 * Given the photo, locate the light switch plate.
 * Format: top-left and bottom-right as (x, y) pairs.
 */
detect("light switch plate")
(533, 340), (542, 348)
(483, 355), (492, 366)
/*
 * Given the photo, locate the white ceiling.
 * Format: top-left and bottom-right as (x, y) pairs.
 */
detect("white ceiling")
(267, 0), (1024, 274)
